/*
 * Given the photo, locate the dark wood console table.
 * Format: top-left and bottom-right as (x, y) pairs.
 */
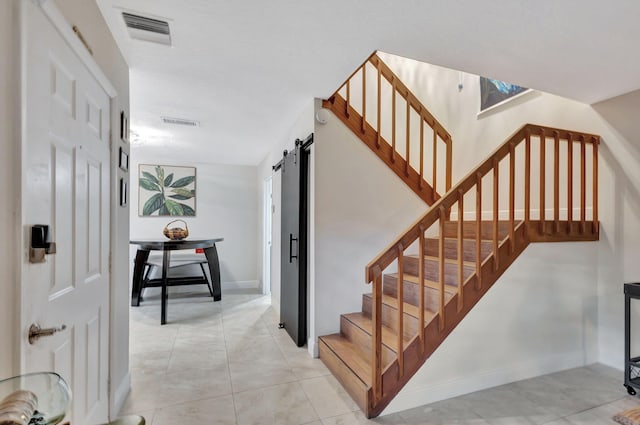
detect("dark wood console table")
(130, 238), (223, 324)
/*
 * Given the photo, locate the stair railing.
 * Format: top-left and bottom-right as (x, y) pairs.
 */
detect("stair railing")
(365, 123), (600, 403)
(323, 52), (452, 205)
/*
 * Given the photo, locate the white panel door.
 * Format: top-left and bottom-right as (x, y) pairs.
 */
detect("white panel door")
(21, 2), (110, 424)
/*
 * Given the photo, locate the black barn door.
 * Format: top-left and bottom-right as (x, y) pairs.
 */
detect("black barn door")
(277, 135), (311, 346)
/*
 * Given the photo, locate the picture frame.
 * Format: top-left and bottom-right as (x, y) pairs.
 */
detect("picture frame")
(138, 164), (196, 217)
(119, 147), (129, 172)
(119, 177), (127, 207)
(478, 77), (530, 116)
(120, 111), (129, 143)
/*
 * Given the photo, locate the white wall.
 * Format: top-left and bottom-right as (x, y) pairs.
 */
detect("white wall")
(312, 52), (640, 414)
(130, 153), (258, 285)
(0, 0), (19, 379)
(256, 100), (314, 317)
(591, 90), (640, 369)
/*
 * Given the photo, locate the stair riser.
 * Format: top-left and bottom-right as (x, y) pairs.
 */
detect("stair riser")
(424, 238), (492, 262)
(340, 315), (396, 369)
(443, 221), (510, 240)
(361, 294), (419, 340)
(383, 274), (454, 311)
(318, 339), (368, 413)
(403, 257), (474, 285)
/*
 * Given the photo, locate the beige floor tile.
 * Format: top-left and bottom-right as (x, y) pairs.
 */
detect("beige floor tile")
(234, 382), (319, 425)
(229, 358), (298, 393)
(167, 344), (228, 372)
(321, 411), (407, 425)
(300, 375), (359, 419)
(152, 394), (237, 425)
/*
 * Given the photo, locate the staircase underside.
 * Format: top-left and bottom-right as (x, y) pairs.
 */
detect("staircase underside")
(318, 219), (598, 418)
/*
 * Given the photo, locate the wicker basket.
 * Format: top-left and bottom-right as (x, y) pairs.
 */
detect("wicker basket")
(163, 219), (189, 240)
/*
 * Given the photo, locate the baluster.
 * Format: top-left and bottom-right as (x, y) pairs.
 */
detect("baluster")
(457, 190), (464, 312)
(554, 131), (560, 233)
(361, 65), (366, 133)
(372, 267), (382, 401)
(391, 81), (396, 163)
(438, 207), (446, 331)
(567, 133), (573, 233)
(397, 245), (404, 377)
(493, 158), (499, 272)
(432, 131), (438, 196)
(446, 136), (452, 192)
(580, 136), (586, 233)
(509, 142), (515, 253)
(525, 130), (531, 227)
(376, 60), (381, 149)
(475, 173), (482, 289)
(405, 101), (410, 177)
(419, 118), (424, 189)
(418, 225), (425, 353)
(540, 130), (546, 235)
(593, 137), (599, 234)
(345, 80), (350, 118)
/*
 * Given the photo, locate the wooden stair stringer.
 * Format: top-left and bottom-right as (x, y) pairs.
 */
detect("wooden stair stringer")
(322, 94), (438, 205)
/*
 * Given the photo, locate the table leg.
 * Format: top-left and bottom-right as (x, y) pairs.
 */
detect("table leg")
(132, 249), (150, 307)
(161, 250), (170, 325)
(204, 244), (222, 301)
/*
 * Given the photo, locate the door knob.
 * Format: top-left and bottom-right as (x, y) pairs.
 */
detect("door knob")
(28, 323), (67, 344)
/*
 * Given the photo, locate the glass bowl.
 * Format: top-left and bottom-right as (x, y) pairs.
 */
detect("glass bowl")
(0, 372), (71, 425)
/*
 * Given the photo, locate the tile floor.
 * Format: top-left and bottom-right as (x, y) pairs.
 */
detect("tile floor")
(122, 283), (638, 425)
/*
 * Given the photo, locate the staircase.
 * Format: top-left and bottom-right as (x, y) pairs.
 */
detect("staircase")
(318, 53), (600, 418)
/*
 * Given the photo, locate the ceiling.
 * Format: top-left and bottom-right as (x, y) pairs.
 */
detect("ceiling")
(95, 0), (640, 166)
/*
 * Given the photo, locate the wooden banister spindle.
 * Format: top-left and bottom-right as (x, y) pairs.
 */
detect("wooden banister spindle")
(361, 65), (366, 133)
(405, 101), (410, 177)
(391, 81), (396, 163)
(492, 158), (499, 272)
(397, 245), (404, 377)
(567, 133), (573, 232)
(580, 136), (586, 233)
(457, 191), (464, 312)
(525, 130), (531, 226)
(376, 60), (381, 149)
(446, 136), (452, 192)
(432, 131), (437, 196)
(509, 142), (515, 253)
(554, 132), (560, 233)
(345, 80), (350, 118)
(418, 226), (425, 352)
(419, 118), (424, 189)
(475, 173), (482, 289)
(438, 207), (446, 331)
(593, 138), (599, 233)
(372, 267), (382, 401)
(540, 131), (546, 234)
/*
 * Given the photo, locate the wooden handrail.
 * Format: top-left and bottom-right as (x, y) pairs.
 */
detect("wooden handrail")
(365, 123), (600, 283)
(325, 51), (453, 202)
(365, 122), (599, 406)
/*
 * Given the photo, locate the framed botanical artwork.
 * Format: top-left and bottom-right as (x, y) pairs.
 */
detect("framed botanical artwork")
(479, 77), (530, 114)
(119, 178), (127, 207)
(138, 164), (196, 216)
(119, 147), (129, 172)
(120, 111), (129, 143)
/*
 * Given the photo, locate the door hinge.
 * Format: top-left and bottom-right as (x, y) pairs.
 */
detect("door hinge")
(108, 252), (112, 273)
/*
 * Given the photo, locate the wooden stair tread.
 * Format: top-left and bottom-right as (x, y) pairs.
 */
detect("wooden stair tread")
(386, 273), (458, 293)
(363, 293), (437, 321)
(319, 334), (372, 387)
(343, 312), (413, 351)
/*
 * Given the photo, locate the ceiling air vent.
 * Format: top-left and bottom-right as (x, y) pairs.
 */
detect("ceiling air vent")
(161, 116), (200, 127)
(122, 12), (171, 46)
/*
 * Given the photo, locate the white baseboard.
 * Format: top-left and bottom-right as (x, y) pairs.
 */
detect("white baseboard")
(381, 350), (585, 415)
(112, 371), (131, 417)
(308, 338), (318, 358)
(222, 280), (259, 288)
